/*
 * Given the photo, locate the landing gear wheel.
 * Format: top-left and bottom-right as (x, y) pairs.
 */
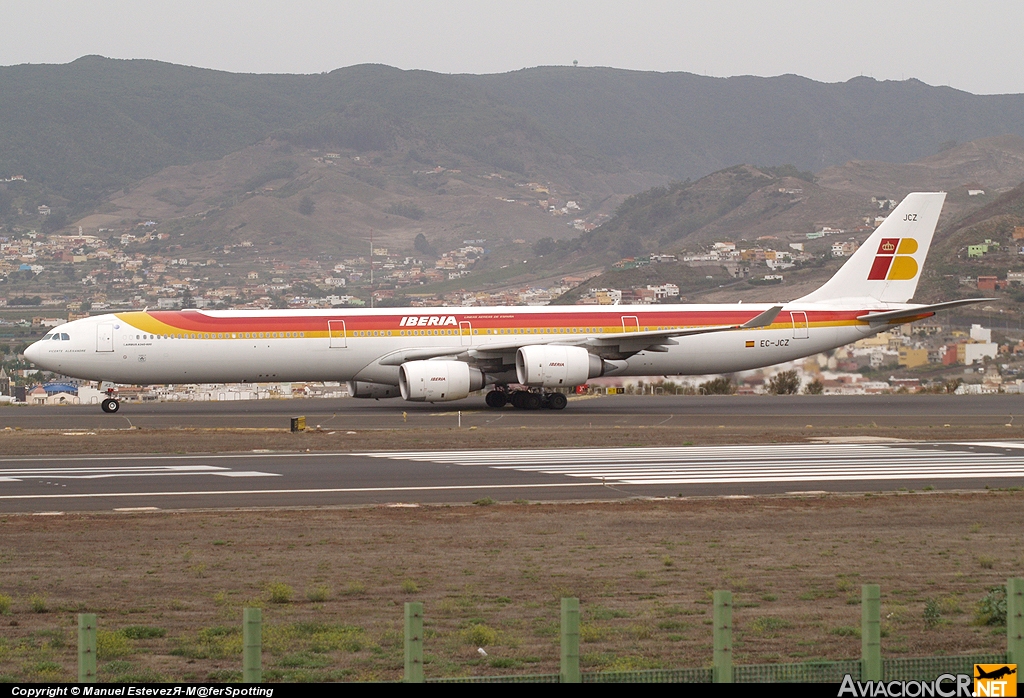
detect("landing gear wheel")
(524, 392), (542, 410)
(546, 393), (568, 410)
(511, 391), (528, 409)
(101, 398), (120, 414)
(485, 390), (508, 408)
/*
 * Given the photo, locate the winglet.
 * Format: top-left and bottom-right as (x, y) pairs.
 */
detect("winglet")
(741, 305), (783, 329)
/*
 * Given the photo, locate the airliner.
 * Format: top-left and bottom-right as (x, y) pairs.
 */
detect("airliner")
(24, 192), (986, 413)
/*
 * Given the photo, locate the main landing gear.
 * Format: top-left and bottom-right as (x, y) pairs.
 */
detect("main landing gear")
(100, 386), (120, 413)
(485, 387), (568, 410)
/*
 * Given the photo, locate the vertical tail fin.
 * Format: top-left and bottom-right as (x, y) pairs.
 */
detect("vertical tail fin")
(797, 192), (946, 304)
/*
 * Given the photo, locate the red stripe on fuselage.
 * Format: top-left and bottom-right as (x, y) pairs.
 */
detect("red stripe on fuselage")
(135, 308), (868, 333)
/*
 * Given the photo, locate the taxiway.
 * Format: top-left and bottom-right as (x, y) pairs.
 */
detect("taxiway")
(2, 394), (1023, 431)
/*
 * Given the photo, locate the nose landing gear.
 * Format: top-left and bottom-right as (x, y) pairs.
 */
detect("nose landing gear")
(100, 385), (120, 413)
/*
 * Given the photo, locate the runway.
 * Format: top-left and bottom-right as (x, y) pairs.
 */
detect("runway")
(2, 441), (1022, 513)
(3, 393), (1024, 431)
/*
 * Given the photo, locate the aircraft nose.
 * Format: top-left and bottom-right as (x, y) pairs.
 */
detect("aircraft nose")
(24, 340), (42, 366)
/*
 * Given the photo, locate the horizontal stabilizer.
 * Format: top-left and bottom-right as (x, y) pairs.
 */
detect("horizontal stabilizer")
(856, 298), (994, 324)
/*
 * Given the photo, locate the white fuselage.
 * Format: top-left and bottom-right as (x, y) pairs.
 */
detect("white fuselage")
(26, 303), (881, 388)
(23, 192), (955, 406)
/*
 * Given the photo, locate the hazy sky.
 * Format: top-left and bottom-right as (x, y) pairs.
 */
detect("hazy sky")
(2, 1), (1021, 95)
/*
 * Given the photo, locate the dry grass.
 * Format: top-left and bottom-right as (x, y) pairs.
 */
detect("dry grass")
(1, 422), (1022, 456)
(1, 492), (1022, 681)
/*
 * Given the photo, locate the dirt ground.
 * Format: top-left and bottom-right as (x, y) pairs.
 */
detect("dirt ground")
(1, 492), (1021, 682)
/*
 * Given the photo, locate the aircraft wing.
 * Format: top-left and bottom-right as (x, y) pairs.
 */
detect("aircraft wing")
(856, 298), (994, 324)
(378, 305), (783, 364)
(587, 304), (782, 342)
(379, 347), (467, 365)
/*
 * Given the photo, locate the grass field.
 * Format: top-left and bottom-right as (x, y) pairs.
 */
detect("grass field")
(1, 490), (1021, 682)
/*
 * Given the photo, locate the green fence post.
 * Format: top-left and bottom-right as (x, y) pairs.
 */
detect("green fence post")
(861, 584), (881, 681)
(560, 597), (580, 683)
(404, 602), (424, 683)
(1008, 577), (1024, 664)
(77, 613), (97, 683)
(242, 607), (262, 683)
(713, 590), (733, 683)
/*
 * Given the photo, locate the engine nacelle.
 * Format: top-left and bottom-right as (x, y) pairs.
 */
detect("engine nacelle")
(399, 360), (484, 402)
(516, 345), (603, 388)
(347, 381), (401, 399)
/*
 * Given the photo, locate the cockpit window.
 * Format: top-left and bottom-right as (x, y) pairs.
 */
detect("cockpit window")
(51, 334), (61, 341)
(43, 334), (53, 340)
(61, 333), (70, 341)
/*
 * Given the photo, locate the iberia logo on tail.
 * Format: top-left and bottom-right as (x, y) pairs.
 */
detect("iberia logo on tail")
(868, 238), (919, 281)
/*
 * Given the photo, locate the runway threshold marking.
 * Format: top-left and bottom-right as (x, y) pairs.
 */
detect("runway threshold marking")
(956, 442), (1024, 449)
(357, 443), (1024, 486)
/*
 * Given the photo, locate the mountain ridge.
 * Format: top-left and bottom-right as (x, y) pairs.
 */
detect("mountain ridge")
(5, 57), (1024, 211)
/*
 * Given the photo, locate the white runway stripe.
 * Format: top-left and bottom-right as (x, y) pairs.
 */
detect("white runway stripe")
(357, 443), (1024, 485)
(0, 465), (280, 481)
(0, 482), (605, 501)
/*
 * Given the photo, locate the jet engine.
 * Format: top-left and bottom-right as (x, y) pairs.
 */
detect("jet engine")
(347, 381), (401, 399)
(515, 345), (604, 388)
(399, 360), (485, 402)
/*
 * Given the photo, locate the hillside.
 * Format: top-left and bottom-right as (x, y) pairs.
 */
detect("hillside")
(917, 181), (1024, 304)
(543, 138), (1024, 263)
(71, 137), (645, 259)
(814, 135), (1024, 201)
(4, 58), (1024, 316)
(472, 70), (1024, 180)
(5, 57), (1024, 215)
(546, 140), (1024, 308)
(46, 134), (1024, 275)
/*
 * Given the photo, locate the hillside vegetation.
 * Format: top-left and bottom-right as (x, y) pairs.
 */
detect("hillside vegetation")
(918, 182), (1024, 303)
(4, 58), (1024, 313)
(5, 57), (1024, 213)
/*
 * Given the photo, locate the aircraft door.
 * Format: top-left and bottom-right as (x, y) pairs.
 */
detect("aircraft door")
(328, 320), (348, 348)
(791, 311), (809, 339)
(621, 316), (640, 333)
(460, 321), (473, 346)
(96, 323), (114, 352)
